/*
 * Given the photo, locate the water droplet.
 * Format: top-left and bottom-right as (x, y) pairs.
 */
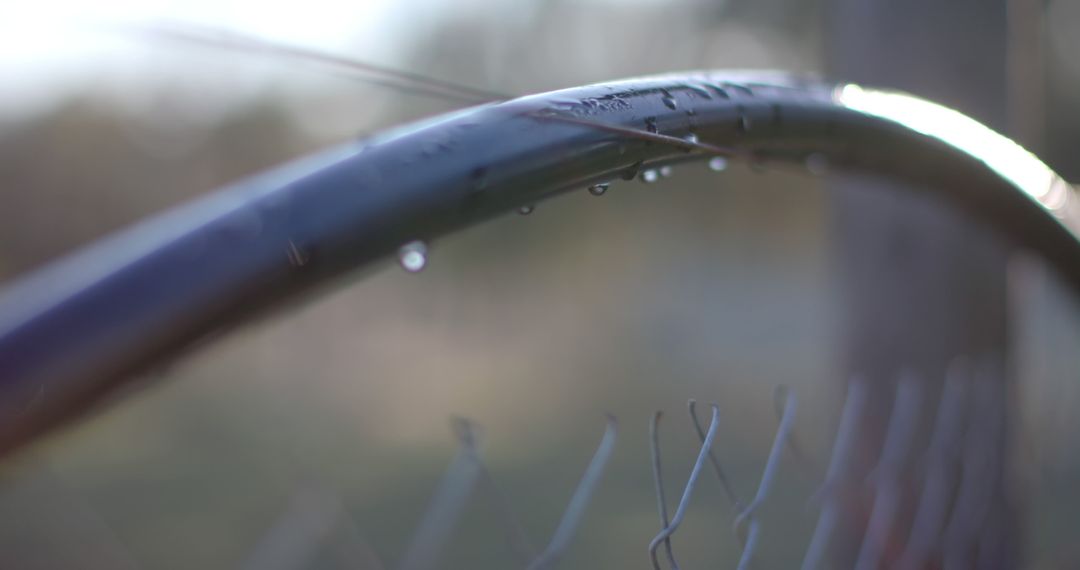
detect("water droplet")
(588, 182), (610, 196)
(645, 117), (659, 134)
(398, 241), (428, 273)
(684, 133), (699, 145)
(659, 165), (674, 178)
(805, 153), (829, 175)
(640, 169), (660, 184)
(708, 156), (729, 171)
(661, 91), (678, 110)
(518, 204), (535, 215)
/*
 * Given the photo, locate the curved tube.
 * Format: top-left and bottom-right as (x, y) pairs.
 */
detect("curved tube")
(0, 71), (1075, 457)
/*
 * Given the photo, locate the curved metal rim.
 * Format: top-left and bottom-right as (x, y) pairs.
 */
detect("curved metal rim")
(0, 70), (1076, 457)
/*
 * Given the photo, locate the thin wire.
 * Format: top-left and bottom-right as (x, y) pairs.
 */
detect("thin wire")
(732, 389), (797, 569)
(648, 405), (720, 570)
(241, 486), (345, 570)
(531, 112), (747, 159)
(800, 380), (870, 570)
(125, 22), (780, 179)
(897, 361), (970, 570)
(773, 385), (817, 475)
(853, 375), (923, 570)
(398, 418), (484, 570)
(735, 520), (760, 570)
(688, 400), (744, 511)
(942, 357), (1006, 570)
(474, 463), (537, 564)
(126, 22), (509, 104)
(649, 412), (681, 570)
(526, 415), (618, 570)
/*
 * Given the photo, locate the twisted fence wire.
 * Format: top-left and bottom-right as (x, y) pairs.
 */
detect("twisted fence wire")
(397, 419), (486, 570)
(648, 405), (721, 570)
(896, 363), (970, 570)
(648, 392), (799, 570)
(852, 374), (923, 570)
(732, 389), (797, 570)
(237, 416), (615, 570)
(650, 412), (682, 570)
(800, 380), (871, 570)
(242, 485), (386, 570)
(21, 373), (1024, 570)
(795, 361), (1012, 570)
(525, 416), (618, 570)
(942, 357), (1008, 569)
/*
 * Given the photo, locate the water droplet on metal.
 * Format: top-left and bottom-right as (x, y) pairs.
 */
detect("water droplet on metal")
(684, 133), (699, 145)
(708, 156), (729, 171)
(659, 165), (674, 178)
(588, 182), (610, 196)
(398, 241), (428, 273)
(640, 169), (660, 184)
(661, 92), (678, 110)
(805, 153), (829, 175)
(518, 204), (535, 215)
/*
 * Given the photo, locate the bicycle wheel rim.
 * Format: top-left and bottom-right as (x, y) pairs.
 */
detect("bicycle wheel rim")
(0, 70), (1075, 457)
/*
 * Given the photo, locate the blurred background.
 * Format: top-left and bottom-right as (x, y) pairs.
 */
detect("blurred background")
(1, 0), (1079, 568)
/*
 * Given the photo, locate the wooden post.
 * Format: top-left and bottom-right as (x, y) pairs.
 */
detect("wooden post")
(825, 0), (1028, 567)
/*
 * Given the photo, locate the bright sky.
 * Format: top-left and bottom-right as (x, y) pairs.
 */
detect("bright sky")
(0, 0), (680, 121)
(0, 0), (454, 118)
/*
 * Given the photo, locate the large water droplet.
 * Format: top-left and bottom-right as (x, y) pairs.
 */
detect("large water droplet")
(640, 169), (660, 184)
(398, 241), (428, 272)
(588, 182), (610, 196)
(518, 204), (535, 215)
(708, 157), (729, 171)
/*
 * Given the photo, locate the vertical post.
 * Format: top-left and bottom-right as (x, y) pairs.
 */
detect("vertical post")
(826, 1), (1027, 567)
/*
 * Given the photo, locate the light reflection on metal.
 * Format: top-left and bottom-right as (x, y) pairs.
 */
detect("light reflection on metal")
(835, 84), (1079, 230)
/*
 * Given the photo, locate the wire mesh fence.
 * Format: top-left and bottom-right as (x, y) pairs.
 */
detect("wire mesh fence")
(0, 366), (1057, 569)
